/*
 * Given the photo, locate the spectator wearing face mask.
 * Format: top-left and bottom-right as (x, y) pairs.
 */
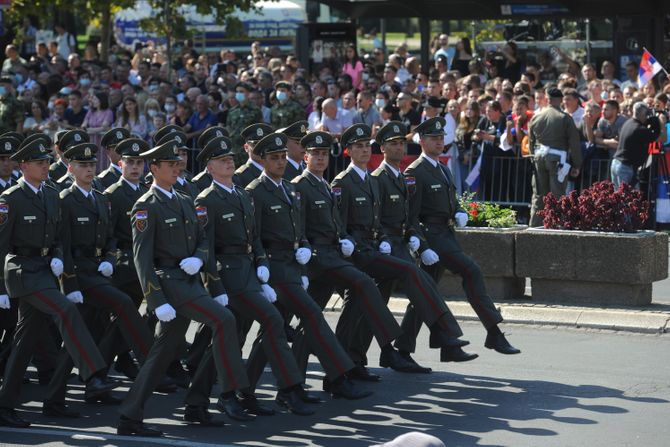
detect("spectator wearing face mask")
(270, 80), (305, 129)
(144, 98), (162, 137)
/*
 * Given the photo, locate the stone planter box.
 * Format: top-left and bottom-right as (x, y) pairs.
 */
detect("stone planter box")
(516, 228), (668, 306)
(438, 225), (527, 301)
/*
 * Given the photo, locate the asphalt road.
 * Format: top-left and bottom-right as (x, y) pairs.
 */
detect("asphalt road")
(1, 315), (669, 447)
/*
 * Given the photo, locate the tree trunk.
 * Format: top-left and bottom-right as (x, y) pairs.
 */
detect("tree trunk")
(100, 0), (111, 63)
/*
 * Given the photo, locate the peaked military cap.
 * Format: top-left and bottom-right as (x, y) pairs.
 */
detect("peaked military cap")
(141, 140), (182, 163)
(63, 143), (98, 162)
(153, 124), (183, 145)
(278, 120), (308, 141)
(59, 129), (90, 152)
(241, 123), (274, 143)
(275, 80), (292, 90)
(197, 126), (229, 149)
(157, 130), (191, 150)
(101, 127), (131, 148)
(252, 132), (288, 158)
(0, 135), (21, 156)
(376, 121), (407, 144)
(116, 138), (149, 158)
(19, 132), (52, 150)
(196, 136), (233, 164)
(422, 96), (443, 109)
(300, 131), (332, 150)
(415, 117), (446, 136)
(10, 138), (50, 162)
(340, 124), (372, 148)
(1, 131), (24, 144)
(54, 130), (68, 146)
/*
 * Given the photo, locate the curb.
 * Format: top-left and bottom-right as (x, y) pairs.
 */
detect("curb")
(324, 296), (670, 335)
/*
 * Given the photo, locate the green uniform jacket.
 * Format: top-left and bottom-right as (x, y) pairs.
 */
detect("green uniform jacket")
(0, 96), (24, 135)
(331, 166), (388, 267)
(96, 165), (122, 190)
(192, 170), (212, 191)
(246, 175), (310, 285)
(104, 179), (149, 286)
(59, 185), (117, 294)
(0, 179), (63, 297)
(174, 177), (200, 200)
(233, 162), (262, 188)
(270, 100), (306, 129)
(528, 105), (582, 168)
(226, 104), (263, 154)
(131, 188), (209, 310)
(283, 160), (303, 181)
(195, 183), (268, 297)
(49, 160), (68, 183)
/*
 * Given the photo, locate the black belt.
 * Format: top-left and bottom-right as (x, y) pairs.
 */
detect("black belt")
(263, 241), (299, 252)
(216, 245), (252, 255)
(154, 258), (180, 268)
(309, 236), (338, 246)
(350, 229), (379, 241)
(73, 247), (103, 258)
(10, 247), (51, 257)
(385, 227), (406, 237)
(422, 216), (455, 226)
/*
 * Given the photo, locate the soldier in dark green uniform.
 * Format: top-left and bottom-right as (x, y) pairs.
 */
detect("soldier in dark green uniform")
(96, 127), (131, 189)
(291, 131), (416, 381)
(0, 139), (118, 428)
(226, 82), (263, 167)
(55, 129), (92, 190)
(278, 120), (307, 181)
(156, 131), (199, 199)
(42, 142), (154, 417)
(331, 124), (475, 370)
(49, 130), (69, 182)
(190, 136), (314, 417)
(406, 117), (520, 355)
(270, 81), (306, 130)
(350, 121), (474, 369)
(0, 77), (25, 135)
(246, 132), (371, 400)
(117, 140), (248, 436)
(233, 123), (273, 188)
(191, 126), (229, 191)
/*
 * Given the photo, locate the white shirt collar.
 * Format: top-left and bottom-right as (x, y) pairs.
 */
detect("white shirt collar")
(75, 183), (93, 198)
(307, 170), (326, 183)
(213, 179), (236, 194)
(286, 157), (301, 170)
(350, 164), (367, 181)
(176, 176), (185, 185)
(381, 161), (400, 178)
(0, 177), (10, 188)
(248, 159), (264, 171)
(420, 152), (438, 167)
(24, 180), (43, 194)
(152, 184), (174, 199)
(122, 177), (139, 191)
(261, 172), (283, 188)
(111, 163), (122, 173)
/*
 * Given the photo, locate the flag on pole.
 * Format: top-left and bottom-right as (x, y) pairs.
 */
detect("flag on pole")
(638, 48), (664, 87)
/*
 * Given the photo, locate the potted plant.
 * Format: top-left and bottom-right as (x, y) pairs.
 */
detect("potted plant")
(516, 181), (668, 306)
(437, 193), (527, 301)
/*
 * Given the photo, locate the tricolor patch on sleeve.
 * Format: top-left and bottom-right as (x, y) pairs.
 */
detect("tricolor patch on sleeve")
(0, 203), (8, 225)
(134, 210), (148, 232)
(196, 206), (208, 226)
(404, 176), (416, 186)
(331, 187), (342, 196)
(135, 210), (148, 220)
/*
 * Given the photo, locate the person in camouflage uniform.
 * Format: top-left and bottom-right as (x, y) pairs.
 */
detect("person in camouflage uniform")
(270, 81), (306, 130)
(0, 78), (25, 135)
(226, 82), (263, 167)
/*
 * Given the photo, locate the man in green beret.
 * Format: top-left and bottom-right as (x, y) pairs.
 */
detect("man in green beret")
(233, 123), (273, 188)
(406, 117), (520, 355)
(278, 120), (308, 181)
(0, 138), (118, 428)
(226, 82), (263, 167)
(96, 127), (131, 189)
(246, 132), (371, 400)
(117, 140), (248, 436)
(270, 81), (306, 129)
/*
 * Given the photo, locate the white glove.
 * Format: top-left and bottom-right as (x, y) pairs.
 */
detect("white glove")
(408, 236), (420, 252)
(378, 241), (392, 254)
(213, 293), (229, 307)
(261, 283), (277, 303)
(50, 258), (64, 277)
(179, 257), (203, 275)
(420, 249), (440, 266)
(455, 212), (469, 228)
(339, 239), (354, 257)
(66, 291), (84, 304)
(294, 247), (312, 265)
(0, 294), (10, 310)
(97, 261), (114, 278)
(301, 275), (309, 290)
(256, 266), (270, 283)
(155, 303), (177, 322)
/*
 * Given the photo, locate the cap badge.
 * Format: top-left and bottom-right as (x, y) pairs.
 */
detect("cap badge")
(220, 140), (227, 149)
(275, 137), (282, 146)
(436, 121), (442, 130)
(132, 143), (139, 152)
(74, 134), (82, 142)
(356, 128), (364, 136)
(215, 130), (223, 137)
(300, 125), (306, 133)
(315, 135), (323, 144)
(39, 144), (46, 153)
(393, 125), (399, 133)
(84, 147), (91, 157)
(256, 128), (263, 137)
(116, 131), (123, 139)
(4, 142), (10, 151)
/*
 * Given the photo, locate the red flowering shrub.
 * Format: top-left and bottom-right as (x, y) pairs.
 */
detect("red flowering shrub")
(539, 181), (649, 232)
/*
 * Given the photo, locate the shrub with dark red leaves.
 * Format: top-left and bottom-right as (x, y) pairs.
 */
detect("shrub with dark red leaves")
(538, 181), (649, 232)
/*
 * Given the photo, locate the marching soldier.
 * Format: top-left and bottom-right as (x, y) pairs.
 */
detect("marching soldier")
(49, 130), (69, 182)
(227, 82), (263, 167)
(96, 127), (131, 189)
(331, 124), (476, 369)
(0, 138), (118, 428)
(191, 126), (229, 191)
(117, 140), (249, 436)
(290, 131), (416, 381)
(42, 142), (154, 417)
(233, 123), (273, 188)
(246, 132), (371, 400)
(56, 129), (94, 190)
(406, 117), (520, 355)
(278, 120), (308, 181)
(270, 81), (306, 129)
(156, 130), (199, 199)
(189, 135), (314, 417)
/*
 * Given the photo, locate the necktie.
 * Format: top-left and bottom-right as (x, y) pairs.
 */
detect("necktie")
(36, 189), (44, 203)
(88, 192), (95, 206)
(279, 184), (292, 204)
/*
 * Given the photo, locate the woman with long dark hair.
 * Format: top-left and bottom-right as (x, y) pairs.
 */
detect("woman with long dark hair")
(453, 37), (473, 77)
(342, 44), (364, 91)
(82, 91), (114, 172)
(455, 100), (486, 191)
(115, 96), (147, 140)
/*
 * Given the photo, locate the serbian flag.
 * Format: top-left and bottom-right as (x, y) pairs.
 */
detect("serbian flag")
(638, 49), (664, 87)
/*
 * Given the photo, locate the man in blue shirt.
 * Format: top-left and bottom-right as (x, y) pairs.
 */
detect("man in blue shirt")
(184, 94), (218, 142)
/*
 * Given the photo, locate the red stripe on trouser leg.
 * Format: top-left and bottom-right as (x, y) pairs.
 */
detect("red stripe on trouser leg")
(185, 301), (239, 390)
(275, 283), (347, 376)
(328, 268), (392, 343)
(241, 292), (295, 387)
(87, 288), (149, 357)
(34, 291), (98, 376)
